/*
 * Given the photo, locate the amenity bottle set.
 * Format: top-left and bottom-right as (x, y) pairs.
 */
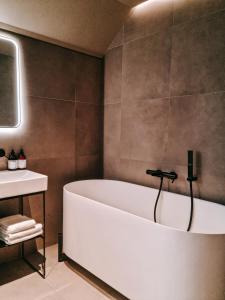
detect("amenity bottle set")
(0, 148), (27, 170)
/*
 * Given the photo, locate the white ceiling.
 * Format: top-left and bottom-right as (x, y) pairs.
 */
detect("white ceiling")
(0, 0), (145, 57)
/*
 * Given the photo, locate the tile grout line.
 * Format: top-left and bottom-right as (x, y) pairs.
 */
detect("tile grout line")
(119, 25), (125, 164)
(106, 43), (123, 52)
(73, 87), (76, 179)
(74, 86), (78, 179)
(166, 2), (174, 193)
(171, 89), (225, 99)
(28, 95), (75, 102)
(28, 94), (103, 106)
(75, 100), (103, 106)
(104, 90), (225, 106)
(104, 101), (122, 106)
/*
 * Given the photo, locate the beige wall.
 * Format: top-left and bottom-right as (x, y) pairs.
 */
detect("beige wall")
(104, 0), (225, 204)
(0, 32), (103, 263)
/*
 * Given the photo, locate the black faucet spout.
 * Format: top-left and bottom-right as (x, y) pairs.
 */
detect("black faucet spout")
(146, 169), (162, 177)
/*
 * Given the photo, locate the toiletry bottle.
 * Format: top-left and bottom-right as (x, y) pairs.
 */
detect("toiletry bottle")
(18, 148), (27, 169)
(0, 148), (7, 171)
(8, 149), (18, 170)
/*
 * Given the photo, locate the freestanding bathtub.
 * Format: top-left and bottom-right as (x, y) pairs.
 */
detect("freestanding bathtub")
(63, 180), (225, 300)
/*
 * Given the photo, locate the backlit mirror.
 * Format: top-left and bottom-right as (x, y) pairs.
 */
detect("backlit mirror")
(0, 34), (21, 128)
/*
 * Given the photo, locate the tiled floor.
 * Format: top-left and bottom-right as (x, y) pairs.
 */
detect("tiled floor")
(0, 244), (127, 300)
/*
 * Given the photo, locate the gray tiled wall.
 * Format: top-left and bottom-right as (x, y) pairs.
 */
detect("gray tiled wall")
(104, 0), (225, 204)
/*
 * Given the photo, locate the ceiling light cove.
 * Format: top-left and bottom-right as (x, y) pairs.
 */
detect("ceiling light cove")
(133, 0), (154, 10)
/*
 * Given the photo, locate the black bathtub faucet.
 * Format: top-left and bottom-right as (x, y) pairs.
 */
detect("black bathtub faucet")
(146, 169), (178, 183)
(146, 169), (178, 223)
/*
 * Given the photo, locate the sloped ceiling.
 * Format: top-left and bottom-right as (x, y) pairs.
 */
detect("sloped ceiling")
(0, 0), (142, 57)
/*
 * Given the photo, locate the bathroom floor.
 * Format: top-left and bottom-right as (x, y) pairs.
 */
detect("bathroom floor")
(0, 244), (127, 300)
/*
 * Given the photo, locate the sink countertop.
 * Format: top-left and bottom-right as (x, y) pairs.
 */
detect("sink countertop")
(0, 170), (48, 199)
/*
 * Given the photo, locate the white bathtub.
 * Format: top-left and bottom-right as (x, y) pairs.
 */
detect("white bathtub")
(63, 180), (225, 300)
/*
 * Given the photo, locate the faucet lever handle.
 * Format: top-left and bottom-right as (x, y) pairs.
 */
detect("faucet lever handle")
(169, 172), (178, 183)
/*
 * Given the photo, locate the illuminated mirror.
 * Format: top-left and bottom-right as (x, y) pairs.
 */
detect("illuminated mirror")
(0, 34), (21, 128)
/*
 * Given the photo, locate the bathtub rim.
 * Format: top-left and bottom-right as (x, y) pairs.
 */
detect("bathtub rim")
(63, 179), (225, 237)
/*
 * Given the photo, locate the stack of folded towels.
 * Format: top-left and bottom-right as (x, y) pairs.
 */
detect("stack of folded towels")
(0, 214), (43, 245)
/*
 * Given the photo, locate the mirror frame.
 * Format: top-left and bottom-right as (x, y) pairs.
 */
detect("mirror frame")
(0, 33), (21, 128)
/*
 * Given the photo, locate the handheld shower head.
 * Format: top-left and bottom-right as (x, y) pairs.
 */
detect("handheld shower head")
(187, 150), (197, 181)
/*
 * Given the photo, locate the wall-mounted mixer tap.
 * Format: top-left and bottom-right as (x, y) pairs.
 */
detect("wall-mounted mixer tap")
(146, 168), (178, 223)
(146, 169), (178, 183)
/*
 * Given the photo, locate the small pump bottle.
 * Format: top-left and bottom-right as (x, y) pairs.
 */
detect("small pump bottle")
(0, 148), (7, 171)
(18, 149), (27, 169)
(8, 149), (18, 170)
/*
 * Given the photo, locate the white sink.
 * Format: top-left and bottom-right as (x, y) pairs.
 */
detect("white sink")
(0, 170), (48, 199)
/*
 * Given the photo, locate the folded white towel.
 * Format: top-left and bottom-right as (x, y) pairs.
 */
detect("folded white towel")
(0, 229), (43, 245)
(0, 214), (36, 234)
(0, 223), (43, 241)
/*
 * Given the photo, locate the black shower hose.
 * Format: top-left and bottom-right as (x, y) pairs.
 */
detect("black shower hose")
(187, 180), (194, 231)
(154, 176), (164, 223)
(154, 177), (194, 231)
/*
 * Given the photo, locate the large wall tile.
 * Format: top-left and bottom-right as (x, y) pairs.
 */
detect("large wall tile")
(75, 53), (103, 104)
(104, 103), (121, 157)
(198, 173), (225, 204)
(76, 154), (102, 180)
(103, 103), (121, 181)
(22, 37), (75, 100)
(124, 0), (173, 43)
(166, 93), (225, 171)
(171, 11), (225, 96)
(22, 97), (75, 160)
(0, 97), (75, 160)
(120, 99), (170, 162)
(76, 102), (103, 156)
(104, 47), (123, 103)
(103, 155), (121, 179)
(123, 31), (171, 100)
(173, 0), (225, 25)
(166, 91), (225, 203)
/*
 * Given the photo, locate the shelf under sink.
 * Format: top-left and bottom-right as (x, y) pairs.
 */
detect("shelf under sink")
(0, 234), (43, 248)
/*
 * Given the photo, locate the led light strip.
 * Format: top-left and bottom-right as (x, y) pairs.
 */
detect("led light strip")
(0, 33), (21, 128)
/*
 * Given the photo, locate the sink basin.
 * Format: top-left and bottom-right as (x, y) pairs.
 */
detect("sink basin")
(0, 170), (48, 199)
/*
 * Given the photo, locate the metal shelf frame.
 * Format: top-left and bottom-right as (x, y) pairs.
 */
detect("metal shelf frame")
(0, 191), (46, 278)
